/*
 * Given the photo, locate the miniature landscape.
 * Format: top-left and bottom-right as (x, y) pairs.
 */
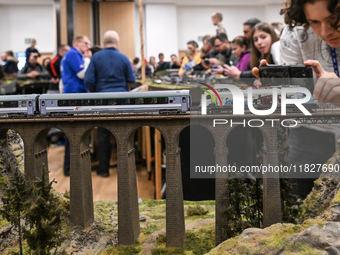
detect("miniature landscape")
(1, 131), (340, 254)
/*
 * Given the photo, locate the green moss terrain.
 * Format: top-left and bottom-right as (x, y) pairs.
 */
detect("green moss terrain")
(206, 219), (325, 255)
(0, 197), (216, 255)
(100, 200), (216, 255)
(206, 147), (340, 255)
(3, 147), (340, 254)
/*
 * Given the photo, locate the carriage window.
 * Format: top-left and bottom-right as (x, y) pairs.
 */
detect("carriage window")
(0, 101), (19, 108)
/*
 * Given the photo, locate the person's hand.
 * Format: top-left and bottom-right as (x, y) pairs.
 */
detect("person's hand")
(252, 59), (269, 78)
(84, 50), (92, 59)
(250, 59), (269, 87)
(212, 65), (224, 74)
(51, 77), (59, 83)
(27, 70), (40, 78)
(305, 60), (340, 107)
(223, 65), (241, 79)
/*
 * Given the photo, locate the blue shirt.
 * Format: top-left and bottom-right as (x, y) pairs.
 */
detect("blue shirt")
(61, 47), (87, 93)
(84, 47), (135, 92)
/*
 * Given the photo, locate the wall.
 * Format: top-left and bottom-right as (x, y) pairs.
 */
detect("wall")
(0, 2), (284, 59)
(0, 4), (55, 54)
(133, 3), (284, 59)
(100, 2), (135, 60)
(176, 5), (283, 50)
(145, 4), (178, 62)
(75, 1), (92, 41)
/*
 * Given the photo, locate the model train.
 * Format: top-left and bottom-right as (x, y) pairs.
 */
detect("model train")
(0, 90), (190, 117)
(0, 86), (319, 117)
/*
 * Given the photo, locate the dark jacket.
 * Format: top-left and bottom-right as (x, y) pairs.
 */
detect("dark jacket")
(17, 63), (51, 80)
(85, 47), (135, 92)
(46, 54), (62, 78)
(3, 56), (18, 74)
(240, 54), (275, 85)
(156, 62), (170, 72)
(216, 47), (238, 66)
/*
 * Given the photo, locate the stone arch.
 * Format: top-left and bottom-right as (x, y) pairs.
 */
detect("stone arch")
(179, 124), (216, 201)
(224, 124), (270, 154)
(32, 126), (74, 182)
(117, 122), (168, 245)
(222, 122), (281, 229)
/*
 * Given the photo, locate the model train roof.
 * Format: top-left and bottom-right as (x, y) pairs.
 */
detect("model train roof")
(39, 90), (190, 100)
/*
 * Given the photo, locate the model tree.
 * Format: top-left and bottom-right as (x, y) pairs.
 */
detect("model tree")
(23, 165), (65, 255)
(0, 167), (32, 255)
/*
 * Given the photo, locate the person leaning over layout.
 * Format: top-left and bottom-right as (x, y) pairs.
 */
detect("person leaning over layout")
(253, 0), (340, 197)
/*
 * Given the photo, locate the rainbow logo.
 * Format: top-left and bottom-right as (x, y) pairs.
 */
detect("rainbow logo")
(197, 82), (222, 106)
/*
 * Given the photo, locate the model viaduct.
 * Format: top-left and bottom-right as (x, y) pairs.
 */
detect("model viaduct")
(0, 111), (336, 247)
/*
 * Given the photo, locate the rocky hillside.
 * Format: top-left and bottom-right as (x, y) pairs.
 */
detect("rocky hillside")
(207, 146), (340, 255)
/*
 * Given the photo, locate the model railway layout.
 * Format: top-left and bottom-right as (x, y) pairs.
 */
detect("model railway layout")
(0, 86), (330, 118)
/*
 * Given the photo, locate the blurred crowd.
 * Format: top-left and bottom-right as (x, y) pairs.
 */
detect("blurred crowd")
(0, 12), (283, 89)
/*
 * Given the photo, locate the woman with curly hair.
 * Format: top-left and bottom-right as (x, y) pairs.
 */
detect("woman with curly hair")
(254, 0), (340, 198)
(254, 0), (340, 106)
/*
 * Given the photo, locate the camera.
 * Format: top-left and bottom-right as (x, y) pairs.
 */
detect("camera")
(203, 59), (210, 65)
(259, 64), (314, 92)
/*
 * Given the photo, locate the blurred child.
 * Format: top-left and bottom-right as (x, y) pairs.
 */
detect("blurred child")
(179, 50), (197, 76)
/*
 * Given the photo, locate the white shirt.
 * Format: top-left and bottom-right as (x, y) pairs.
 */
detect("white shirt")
(280, 25), (340, 144)
(280, 25), (340, 73)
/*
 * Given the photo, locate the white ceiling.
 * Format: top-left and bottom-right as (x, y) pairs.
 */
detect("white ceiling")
(0, 0), (284, 6)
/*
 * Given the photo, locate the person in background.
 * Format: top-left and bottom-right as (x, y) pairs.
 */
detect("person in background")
(209, 33), (238, 68)
(271, 22), (284, 36)
(138, 58), (152, 77)
(202, 35), (219, 58)
(85, 30), (135, 177)
(232, 36), (250, 71)
(0, 52), (5, 66)
(179, 50), (197, 76)
(132, 57), (140, 74)
(0, 65), (4, 82)
(156, 53), (170, 72)
(243, 18), (261, 49)
(249, 22), (280, 68)
(1, 51), (19, 79)
(218, 36), (251, 79)
(149, 56), (156, 74)
(17, 52), (50, 80)
(61, 35), (92, 176)
(211, 12), (226, 35)
(178, 40), (202, 76)
(25, 39), (40, 61)
(46, 45), (70, 80)
(42, 57), (51, 69)
(90, 45), (102, 55)
(46, 44), (70, 92)
(170, 54), (180, 69)
(218, 23), (279, 81)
